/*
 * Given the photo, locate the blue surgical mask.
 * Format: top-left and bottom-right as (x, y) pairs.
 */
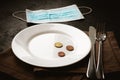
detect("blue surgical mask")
(26, 5), (84, 23)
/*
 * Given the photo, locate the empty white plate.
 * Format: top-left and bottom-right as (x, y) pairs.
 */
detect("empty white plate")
(11, 23), (91, 68)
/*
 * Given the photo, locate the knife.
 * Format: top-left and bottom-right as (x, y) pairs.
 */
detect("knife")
(86, 26), (97, 79)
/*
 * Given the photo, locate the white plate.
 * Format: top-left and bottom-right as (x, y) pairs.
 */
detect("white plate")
(11, 23), (91, 68)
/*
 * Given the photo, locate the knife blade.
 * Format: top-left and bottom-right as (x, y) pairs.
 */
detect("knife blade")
(86, 26), (97, 79)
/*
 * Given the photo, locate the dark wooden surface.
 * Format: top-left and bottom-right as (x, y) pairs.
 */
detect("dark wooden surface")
(0, 0), (120, 80)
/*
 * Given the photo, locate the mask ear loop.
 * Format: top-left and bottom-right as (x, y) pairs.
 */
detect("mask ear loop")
(12, 11), (27, 22)
(78, 6), (93, 15)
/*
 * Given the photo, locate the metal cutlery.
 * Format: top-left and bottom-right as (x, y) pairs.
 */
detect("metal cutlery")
(96, 23), (106, 79)
(86, 26), (97, 79)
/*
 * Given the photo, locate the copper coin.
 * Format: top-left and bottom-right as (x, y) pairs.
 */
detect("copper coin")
(58, 51), (65, 57)
(66, 45), (74, 51)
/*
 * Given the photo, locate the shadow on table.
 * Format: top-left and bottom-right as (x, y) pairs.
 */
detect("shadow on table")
(0, 72), (18, 80)
(0, 71), (120, 80)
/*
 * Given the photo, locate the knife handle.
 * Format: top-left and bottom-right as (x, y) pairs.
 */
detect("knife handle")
(86, 44), (97, 79)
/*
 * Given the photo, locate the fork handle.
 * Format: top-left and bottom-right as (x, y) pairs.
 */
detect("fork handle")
(96, 41), (105, 79)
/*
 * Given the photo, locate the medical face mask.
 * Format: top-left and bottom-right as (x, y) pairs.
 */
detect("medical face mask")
(26, 5), (84, 23)
(12, 5), (92, 23)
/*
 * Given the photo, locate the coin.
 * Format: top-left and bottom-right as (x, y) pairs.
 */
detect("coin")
(54, 42), (63, 48)
(66, 45), (74, 51)
(58, 51), (65, 57)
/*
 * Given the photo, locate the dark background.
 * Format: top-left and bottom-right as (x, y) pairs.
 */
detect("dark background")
(0, 0), (120, 80)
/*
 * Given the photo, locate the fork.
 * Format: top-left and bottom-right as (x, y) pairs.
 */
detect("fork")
(96, 23), (106, 79)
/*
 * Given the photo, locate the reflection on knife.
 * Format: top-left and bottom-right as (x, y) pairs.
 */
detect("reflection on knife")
(86, 26), (97, 79)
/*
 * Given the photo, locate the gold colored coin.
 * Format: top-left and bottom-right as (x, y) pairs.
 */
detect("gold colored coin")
(54, 42), (63, 48)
